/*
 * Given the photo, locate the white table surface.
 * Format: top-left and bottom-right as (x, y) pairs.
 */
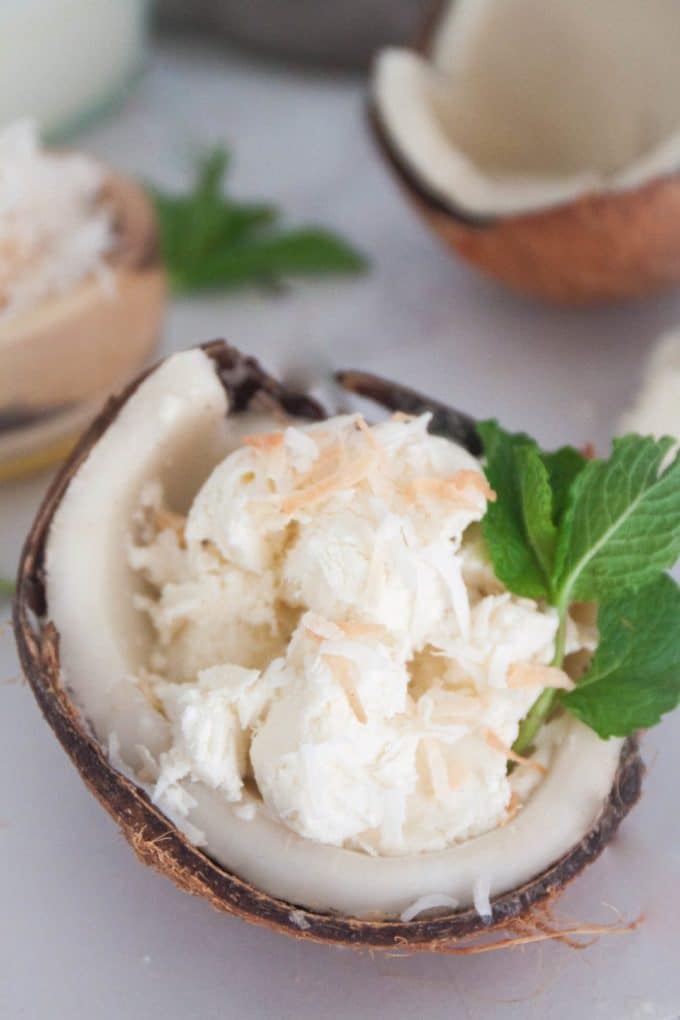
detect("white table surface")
(2, 39), (680, 1020)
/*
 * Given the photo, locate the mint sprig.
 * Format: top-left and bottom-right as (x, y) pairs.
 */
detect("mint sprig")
(150, 148), (369, 294)
(477, 420), (680, 751)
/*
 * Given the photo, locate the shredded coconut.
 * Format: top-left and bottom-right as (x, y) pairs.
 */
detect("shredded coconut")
(288, 909), (311, 930)
(473, 873), (492, 920)
(128, 413), (594, 857)
(234, 801), (257, 822)
(0, 119), (113, 321)
(400, 892), (460, 922)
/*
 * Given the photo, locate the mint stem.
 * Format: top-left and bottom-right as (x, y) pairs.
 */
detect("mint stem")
(513, 592), (570, 756)
(513, 688), (556, 756)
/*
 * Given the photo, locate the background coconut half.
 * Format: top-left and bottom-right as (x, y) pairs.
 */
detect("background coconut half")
(0, 169), (166, 480)
(371, 0), (680, 304)
(14, 342), (644, 950)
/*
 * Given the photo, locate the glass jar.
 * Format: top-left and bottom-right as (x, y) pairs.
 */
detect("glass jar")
(0, 0), (149, 140)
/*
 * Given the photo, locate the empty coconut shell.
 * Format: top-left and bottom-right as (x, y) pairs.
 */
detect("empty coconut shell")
(371, 0), (680, 304)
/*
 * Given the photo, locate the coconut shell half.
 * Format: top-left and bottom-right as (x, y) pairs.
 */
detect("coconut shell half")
(370, 1), (680, 304)
(0, 170), (166, 479)
(0, 172), (165, 412)
(14, 342), (644, 950)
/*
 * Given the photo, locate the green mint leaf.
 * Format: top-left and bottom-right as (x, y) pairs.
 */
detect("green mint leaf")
(541, 445), (587, 523)
(478, 424), (680, 749)
(170, 228), (368, 293)
(154, 195), (279, 268)
(516, 444), (557, 584)
(196, 147), (230, 199)
(476, 422), (586, 600)
(562, 574), (680, 737)
(149, 147), (368, 294)
(554, 435), (680, 602)
(0, 577), (14, 599)
(476, 420), (549, 600)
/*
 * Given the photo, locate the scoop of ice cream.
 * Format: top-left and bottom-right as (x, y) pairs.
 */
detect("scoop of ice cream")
(131, 412), (590, 856)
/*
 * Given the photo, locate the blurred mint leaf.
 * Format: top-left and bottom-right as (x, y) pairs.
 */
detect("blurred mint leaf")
(150, 147), (368, 294)
(170, 229), (368, 292)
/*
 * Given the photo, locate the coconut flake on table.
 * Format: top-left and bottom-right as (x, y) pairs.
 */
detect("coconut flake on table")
(0, 119), (113, 321)
(128, 411), (595, 858)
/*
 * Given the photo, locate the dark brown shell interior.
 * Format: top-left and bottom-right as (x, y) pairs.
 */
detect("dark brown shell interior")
(14, 341), (644, 950)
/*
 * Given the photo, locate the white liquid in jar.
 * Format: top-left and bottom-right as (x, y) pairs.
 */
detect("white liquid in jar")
(0, 0), (148, 138)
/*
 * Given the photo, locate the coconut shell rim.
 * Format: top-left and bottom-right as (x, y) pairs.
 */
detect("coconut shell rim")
(14, 340), (644, 950)
(101, 170), (162, 271)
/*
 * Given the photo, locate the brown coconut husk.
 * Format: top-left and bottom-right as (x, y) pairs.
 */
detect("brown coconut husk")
(14, 341), (644, 950)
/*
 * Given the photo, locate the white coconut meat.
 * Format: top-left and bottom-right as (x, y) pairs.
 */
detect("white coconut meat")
(45, 349), (623, 919)
(372, 0), (680, 217)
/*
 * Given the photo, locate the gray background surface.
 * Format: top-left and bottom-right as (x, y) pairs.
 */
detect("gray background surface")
(1, 40), (679, 1020)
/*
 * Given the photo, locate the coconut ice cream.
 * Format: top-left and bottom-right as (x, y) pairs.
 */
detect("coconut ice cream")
(19, 344), (645, 945)
(130, 411), (594, 857)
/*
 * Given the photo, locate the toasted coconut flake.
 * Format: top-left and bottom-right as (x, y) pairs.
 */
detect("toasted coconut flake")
(502, 791), (522, 825)
(292, 438), (344, 488)
(354, 415), (373, 439)
(281, 447), (377, 515)
(323, 654), (368, 724)
(243, 431), (285, 451)
(151, 507), (187, 548)
(336, 620), (391, 641)
(408, 469), (496, 508)
(454, 470), (497, 503)
(355, 414), (385, 455)
(304, 626), (325, 644)
(484, 730), (548, 775)
(507, 662), (575, 692)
